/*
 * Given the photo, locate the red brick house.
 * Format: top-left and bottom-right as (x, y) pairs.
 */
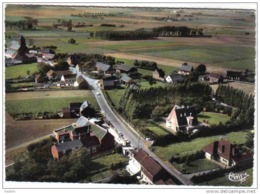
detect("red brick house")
(203, 139), (253, 168)
(51, 139), (83, 159)
(51, 117), (115, 159)
(127, 149), (176, 185)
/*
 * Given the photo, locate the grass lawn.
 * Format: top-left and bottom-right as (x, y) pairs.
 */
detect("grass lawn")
(153, 130), (250, 161)
(106, 88), (126, 109)
(90, 169), (114, 182)
(92, 153), (128, 169)
(173, 158), (219, 174)
(147, 123), (169, 137)
(198, 112), (231, 125)
(5, 63), (38, 79)
(6, 96), (97, 116)
(138, 80), (165, 89)
(199, 167), (253, 187)
(10, 82), (35, 88)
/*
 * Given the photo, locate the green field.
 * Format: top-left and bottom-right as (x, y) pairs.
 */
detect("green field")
(6, 96), (97, 115)
(199, 167), (253, 186)
(198, 112), (231, 125)
(153, 130), (250, 161)
(5, 63), (38, 79)
(106, 88), (126, 109)
(92, 153), (128, 168)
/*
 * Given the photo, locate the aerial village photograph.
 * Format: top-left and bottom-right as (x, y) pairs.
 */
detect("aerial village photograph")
(2, 1), (258, 193)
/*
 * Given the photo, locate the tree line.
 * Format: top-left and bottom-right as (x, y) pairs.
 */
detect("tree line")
(152, 26), (206, 37)
(96, 29), (159, 40)
(5, 17), (38, 30)
(215, 85), (254, 128)
(133, 60), (158, 71)
(118, 82), (212, 120)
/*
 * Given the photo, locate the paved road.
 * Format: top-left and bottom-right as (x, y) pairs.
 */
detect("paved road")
(80, 73), (193, 185)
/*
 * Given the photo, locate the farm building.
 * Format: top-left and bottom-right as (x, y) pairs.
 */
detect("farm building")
(153, 68), (165, 81)
(95, 62), (114, 75)
(100, 77), (119, 90)
(60, 101), (94, 118)
(208, 73), (224, 84)
(165, 72), (183, 84)
(126, 149), (176, 185)
(178, 63), (193, 75)
(120, 74), (134, 85)
(115, 63), (137, 74)
(35, 74), (44, 84)
(166, 105), (200, 133)
(226, 70), (242, 81)
(203, 139), (253, 168)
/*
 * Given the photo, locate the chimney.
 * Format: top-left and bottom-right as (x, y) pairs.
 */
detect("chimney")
(222, 145), (225, 153)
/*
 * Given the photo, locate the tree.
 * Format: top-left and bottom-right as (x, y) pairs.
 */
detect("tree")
(68, 38), (76, 44)
(195, 64), (206, 74)
(245, 132), (254, 148)
(26, 70), (31, 76)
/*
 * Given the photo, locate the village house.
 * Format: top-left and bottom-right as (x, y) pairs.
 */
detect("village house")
(67, 54), (80, 66)
(203, 139), (253, 168)
(165, 72), (183, 84)
(208, 73), (224, 84)
(115, 63), (137, 74)
(100, 77), (119, 90)
(95, 62), (114, 76)
(126, 149), (176, 185)
(226, 70), (242, 81)
(166, 105), (200, 133)
(60, 101), (95, 118)
(178, 63), (193, 75)
(153, 68), (165, 82)
(74, 75), (89, 89)
(51, 116), (115, 159)
(46, 70), (76, 87)
(120, 74), (134, 85)
(51, 139), (83, 159)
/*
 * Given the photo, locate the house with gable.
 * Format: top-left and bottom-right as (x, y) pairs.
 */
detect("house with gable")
(74, 75), (89, 89)
(166, 105), (200, 133)
(203, 139), (253, 168)
(178, 63), (193, 75)
(120, 74), (134, 85)
(126, 149), (176, 185)
(95, 62), (114, 76)
(165, 72), (183, 84)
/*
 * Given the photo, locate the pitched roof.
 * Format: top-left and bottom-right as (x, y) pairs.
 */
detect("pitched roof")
(46, 69), (55, 77)
(55, 139), (83, 152)
(72, 116), (91, 128)
(103, 80), (116, 87)
(166, 105), (197, 126)
(180, 63), (193, 72)
(80, 101), (89, 110)
(96, 62), (111, 72)
(203, 140), (236, 161)
(134, 149), (163, 181)
(116, 64), (134, 72)
(209, 73), (222, 79)
(120, 74), (132, 83)
(81, 136), (100, 147)
(90, 125), (108, 140)
(168, 72), (183, 82)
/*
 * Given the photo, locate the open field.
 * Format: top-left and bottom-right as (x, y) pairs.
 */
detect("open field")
(5, 112), (76, 149)
(5, 63), (38, 79)
(197, 112), (231, 125)
(153, 130), (250, 161)
(211, 82), (255, 95)
(5, 90), (99, 115)
(147, 123), (169, 137)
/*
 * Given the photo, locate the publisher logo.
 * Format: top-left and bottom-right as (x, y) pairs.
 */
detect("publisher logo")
(228, 172), (249, 184)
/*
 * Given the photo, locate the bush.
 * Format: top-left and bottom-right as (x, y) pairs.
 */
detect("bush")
(68, 38), (76, 44)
